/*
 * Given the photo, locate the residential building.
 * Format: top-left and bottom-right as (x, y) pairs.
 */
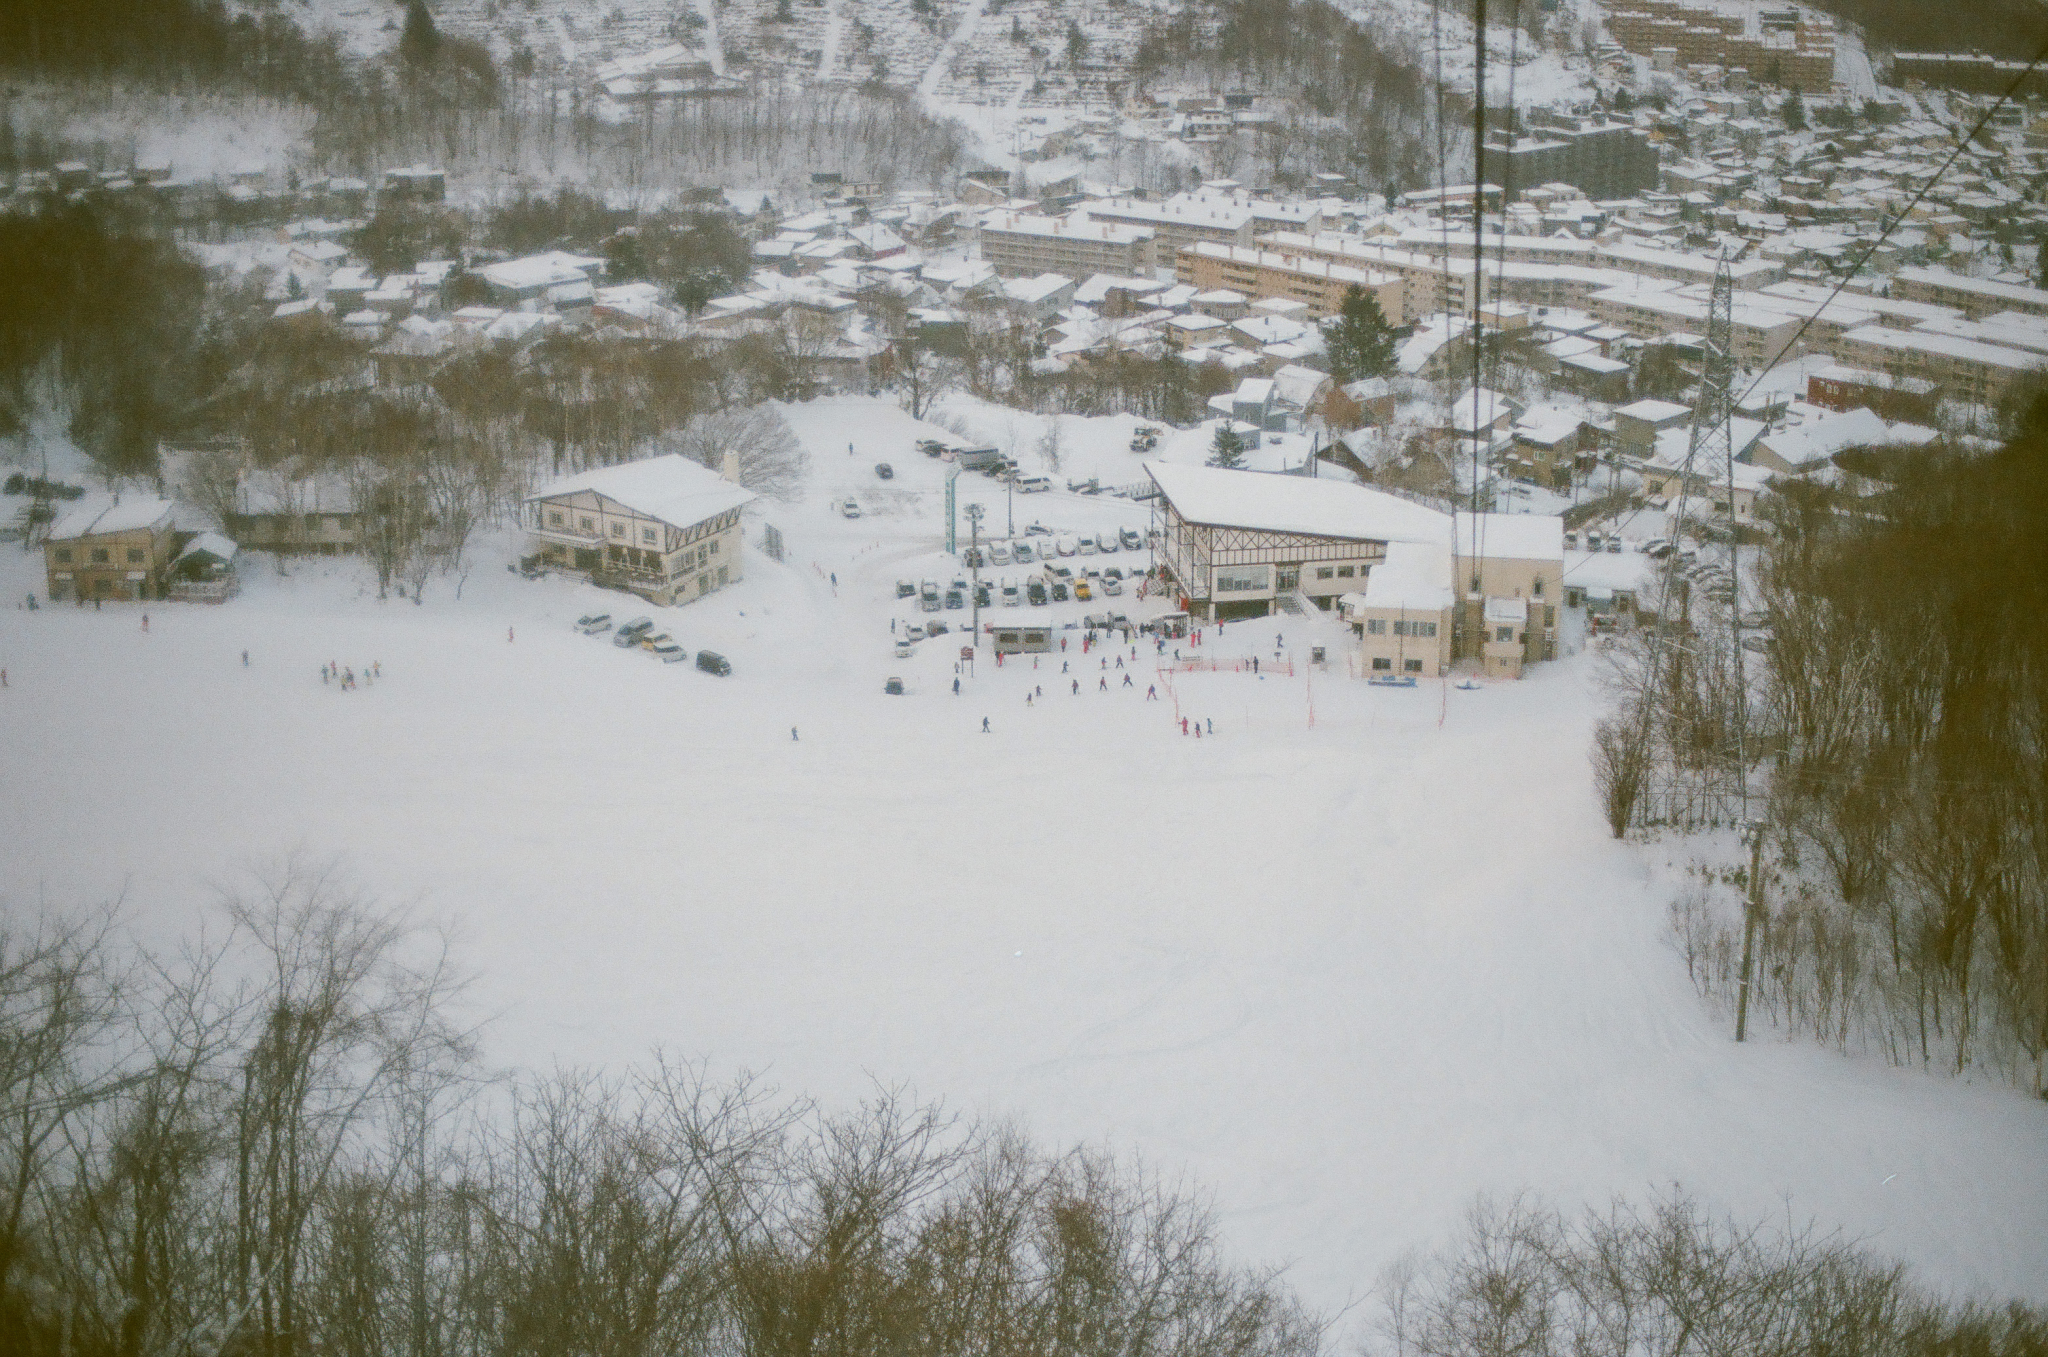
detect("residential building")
(524, 454), (754, 607)
(1174, 243), (1410, 324)
(1888, 266), (2048, 320)
(1452, 513), (1565, 676)
(1832, 324), (2044, 404)
(974, 212), (1155, 278)
(1487, 119), (1660, 201)
(43, 496), (178, 603)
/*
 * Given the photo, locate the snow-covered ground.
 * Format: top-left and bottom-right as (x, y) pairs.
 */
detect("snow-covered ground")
(3, 399), (2045, 1322)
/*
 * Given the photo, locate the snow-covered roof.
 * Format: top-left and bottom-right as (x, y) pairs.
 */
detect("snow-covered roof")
(1358, 539), (1453, 612)
(528, 453), (754, 528)
(48, 495), (175, 541)
(174, 531), (239, 565)
(1456, 512), (1562, 563)
(1146, 461), (1448, 545)
(1753, 406), (1892, 468)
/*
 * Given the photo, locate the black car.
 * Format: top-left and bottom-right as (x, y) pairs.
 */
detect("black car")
(875, 462), (894, 479)
(1026, 580), (1048, 606)
(695, 650), (732, 677)
(975, 583), (992, 607)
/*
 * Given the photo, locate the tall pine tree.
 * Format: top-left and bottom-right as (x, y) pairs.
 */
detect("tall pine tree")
(1207, 422), (1246, 468)
(1322, 285), (1397, 384)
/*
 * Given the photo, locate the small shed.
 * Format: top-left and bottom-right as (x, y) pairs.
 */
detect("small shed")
(169, 532), (241, 603)
(992, 623), (1053, 654)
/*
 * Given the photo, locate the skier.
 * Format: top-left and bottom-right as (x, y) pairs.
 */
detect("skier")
(373, 661), (380, 678)
(1098, 676), (1108, 691)
(241, 650), (249, 667)
(1146, 684), (1157, 700)
(1115, 656), (1124, 669)
(953, 676), (960, 695)
(1181, 717), (1188, 735)
(1061, 660), (1068, 674)
(321, 664), (330, 684)
(1071, 679), (1079, 696)
(830, 572), (837, 587)
(1122, 673), (1133, 688)
(1, 669), (7, 688)
(1207, 718), (1213, 734)
(792, 727), (800, 741)
(508, 626), (515, 642)
(1253, 656), (1259, 675)
(982, 716), (991, 733)
(140, 614), (149, 632)
(1035, 685), (1042, 698)
(1061, 636), (1067, 652)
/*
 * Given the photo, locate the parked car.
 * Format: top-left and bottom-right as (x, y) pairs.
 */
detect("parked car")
(1026, 579), (1048, 606)
(1051, 581), (1069, 601)
(840, 498), (862, 518)
(1101, 576), (1123, 596)
(897, 579), (917, 598)
(945, 588), (965, 609)
(1001, 581), (1021, 606)
(989, 542), (1012, 565)
(1096, 533), (1118, 554)
(974, 583), (992, 607)
(895, 640), (914, 658)
(1077, 537), (1097, 556)
(885, 676), (906, 694)
(576, 612), (613, 634)
(1024, 522), (1053, 536)
(651, 641), (689, 663)
(1015, 475), (1052, 493)
(638, 631), (675, 651)
(1043, 562), (1074, 584)
(1074, 580), (1092, 601)
(875, 462), (894, 479)
(613, 617), (656, 647)
(1011, 540), (1034, 563)
(695, 650), (732, 676)
(1056, 536), (1078, 557)
(917, 438), (946, 457)
(1118, 527), (1142, 550)
(926, 620), (950, 636)
(1102, 566), (1123, 582)
(920, 580), (941, 613)
(963, 546), (984, 568)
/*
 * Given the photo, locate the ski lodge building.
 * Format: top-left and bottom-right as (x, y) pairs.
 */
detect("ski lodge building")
(523, 454), (754, 607)
(1144, 462), (1562, 677)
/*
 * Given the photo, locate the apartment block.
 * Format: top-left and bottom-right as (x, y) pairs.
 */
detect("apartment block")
(974, 211), (1156, 278)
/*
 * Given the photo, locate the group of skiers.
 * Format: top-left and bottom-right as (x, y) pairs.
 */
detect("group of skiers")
(321, 660), (382, 691)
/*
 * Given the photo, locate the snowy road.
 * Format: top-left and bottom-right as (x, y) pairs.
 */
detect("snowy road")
(3, 399), (2045, 1323)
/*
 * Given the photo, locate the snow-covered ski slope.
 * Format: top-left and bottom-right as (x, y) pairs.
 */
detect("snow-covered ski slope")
(3, 398), (2044, 1318)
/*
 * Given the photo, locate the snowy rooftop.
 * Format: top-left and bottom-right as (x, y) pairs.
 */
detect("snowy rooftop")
(528, 454), (754, 528)
(1358, 538), (1453, 612)
(47, 495), (175, 541)
(1146, 461), (1448, 546)
(1455, 512), (1563, 563)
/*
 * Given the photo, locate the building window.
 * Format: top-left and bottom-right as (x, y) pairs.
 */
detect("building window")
(55, 548), (72, 564)
(1532, 577), (1544, 597)
(1366, 618), (1386, 634)
(92, 548), (110, 563)
(1214, 564), (1269, 593)
(1496, 626), (1515, 643)
(717, 565), (728, 586)
(641, 527), (657, 545)
(127, 548), (145, 563)
(1316, 567), (1333, 580)
(304, 514), (321, 531)
(548, 511), (564, 527)
(1404, 659), (1424, 673)
(611, 523), (625, 538)
(1337, 565), (1355, 577)
(580, 516), (595, 532)
(709, 540), (719, 555)
(1393, 620), (1438, 638)
(1371, 656), (1392, 670)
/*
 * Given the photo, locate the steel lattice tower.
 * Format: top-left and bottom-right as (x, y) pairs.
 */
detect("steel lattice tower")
(1682, 258), (1735, 480)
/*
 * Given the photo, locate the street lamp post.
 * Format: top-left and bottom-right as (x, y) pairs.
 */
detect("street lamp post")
(965, 502), (985, 648)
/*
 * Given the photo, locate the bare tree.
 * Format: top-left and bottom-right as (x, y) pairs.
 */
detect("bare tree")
(674, 405), (809, 502)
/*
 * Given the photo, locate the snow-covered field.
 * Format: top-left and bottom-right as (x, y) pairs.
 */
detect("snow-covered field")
(3, 400), (2045, 1320)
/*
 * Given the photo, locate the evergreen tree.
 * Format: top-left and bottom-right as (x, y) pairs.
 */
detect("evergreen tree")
(2035, 236), (2048, 290)
(1611, 85), (1634, 114)
(1322, 285), (1397, 384)
(1780, 87), (1806, 131)
(401, 0), (440, 66)
(1066, 20), (1088, 65)
(1207, 422), (1245, 468)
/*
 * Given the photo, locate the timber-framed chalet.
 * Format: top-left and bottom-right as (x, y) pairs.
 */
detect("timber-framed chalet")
(524, 453), (754, 607)
(1144, 461), (1451, 621)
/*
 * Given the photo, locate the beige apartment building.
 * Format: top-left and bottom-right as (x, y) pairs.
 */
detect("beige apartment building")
(1587, 280), (1803, 368)
(1176, 243), (1411, 324)
(1081, 196), (1254, 255)
(974, 212), (1155, 278)
(1832, 324), (2044, 405)
(1889, 266), (2048, 320)
(524, 454), (754, 607)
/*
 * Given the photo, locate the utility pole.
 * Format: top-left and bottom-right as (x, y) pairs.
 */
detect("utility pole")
(1734, 817), (1766, 1042)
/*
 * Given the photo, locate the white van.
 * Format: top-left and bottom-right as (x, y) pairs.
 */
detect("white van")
(1014, 475), (1052, 493)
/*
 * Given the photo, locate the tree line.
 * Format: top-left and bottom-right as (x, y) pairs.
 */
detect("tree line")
(0, 862), (1321, 1357)
(1595, 411), (2048, 1095)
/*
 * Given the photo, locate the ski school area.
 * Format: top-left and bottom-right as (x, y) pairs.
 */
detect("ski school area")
(5, 395), (2047, 1319)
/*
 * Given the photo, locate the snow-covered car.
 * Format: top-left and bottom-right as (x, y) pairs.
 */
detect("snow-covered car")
(613, 617), (655, 647)
(1026, 580), (1048, 606)
(894, 640), (914, 658)
(1051, 580), (1070, 602)
(989, 542), (1012, 566)
(1100, 576), (1123, 596)
(1001, 581), (1021, 606)
(576, 613), (613, 634)
(963, 547), (984, 568)
(695, 651), (732, 677)
(638, 631), (675, 652)
(917, 439), (946, 457)
(839, 498), (862, 518)
(1043, 562), (1074, 584)
(897, 579), (917, 598)
(1077, 538), (1097, 556)
(1015, 475), (1052, 493)
(1056, 536), (1078, 557)
(1024, 522), (1053, 536)
(926, 620), (950, 636)
(904, 624), (926, 642)
(975, 583), (992, 607)
(1102, 566), (1123, 582)
(1011, 541), (1035, 563)
(1119, 527), (1142, 550)
(651, 641), (689, 663)
(1096, 533), (1117, 554)
(884, 676), (905, 694)
(944, 588), (965, 610)
(875, 462), (894, 479)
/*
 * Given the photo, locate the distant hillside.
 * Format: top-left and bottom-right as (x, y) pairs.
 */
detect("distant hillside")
(1803, 0), (2046, 62)
(0, 0), (352, 100)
